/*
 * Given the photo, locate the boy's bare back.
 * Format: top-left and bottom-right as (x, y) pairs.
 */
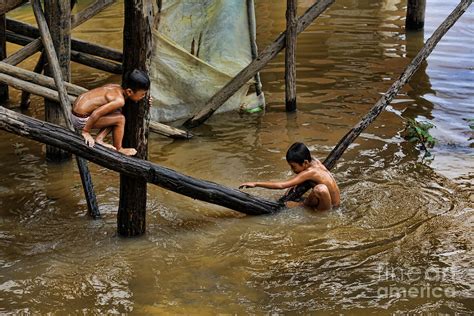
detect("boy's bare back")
(301, 159), (340, 207)
(73, 84), (125, 115)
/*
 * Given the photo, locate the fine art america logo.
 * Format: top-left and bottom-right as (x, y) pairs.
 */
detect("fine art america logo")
(377, 264), (459, 299)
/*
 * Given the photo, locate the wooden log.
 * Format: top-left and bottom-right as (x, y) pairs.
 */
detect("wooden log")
(285, 0), (297, 112)
(183, 0), (335, 128)
(0, 72), (76, 104)
(20, 51), (45, 109)
(118, 0), (153, 237)
(246, 0), (263, 96)
(6, 31), (122, 74)
(0, 106), (282, 215)
(0, 0), (28, 15)
(6, 18), (123, 62)
(71, 0), (116, 27)
(406, 0), (426, 30)
(0, 61), (87, 96)
(3, 36), (43, 66)
(0, 14), (8, 102)
(279, 0), (473, 203)
(149, 121), (193, 139)
(32, 0), (99, 218)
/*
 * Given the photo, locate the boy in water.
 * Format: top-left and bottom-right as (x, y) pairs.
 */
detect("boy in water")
(71, 69), (150, 156)
(240, 142), (340, 211)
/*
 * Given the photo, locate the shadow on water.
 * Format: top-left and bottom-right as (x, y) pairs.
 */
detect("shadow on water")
(0, 0), (473, 314)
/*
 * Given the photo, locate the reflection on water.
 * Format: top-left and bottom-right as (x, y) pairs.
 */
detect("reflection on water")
(1, 0), (473, 314)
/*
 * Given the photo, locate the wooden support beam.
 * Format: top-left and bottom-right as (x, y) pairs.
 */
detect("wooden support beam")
(246, 0), (263, 96)
(0, 0), (28, 15)
(71, 0), (116, 27)
(279, 0), (473, 203)
(20, 52), (45, 109)
(0, 106), (282, 215)
(285, 0), (297, 112)
(6, 18), (123, 62)
(406, 0), (426, 30)
(0, 14), (8, 102)
(3, 36), (43, 65)
(6, 31), (122, 74)
(0, 72), (76, 105)
(149, 121), (193, 139)
(118, 0), (153, 236)
(32, 0), (99, 218)
(183, 0), (335, 128)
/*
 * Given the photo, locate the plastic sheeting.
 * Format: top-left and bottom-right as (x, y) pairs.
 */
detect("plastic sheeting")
(149, 0), (261, 123)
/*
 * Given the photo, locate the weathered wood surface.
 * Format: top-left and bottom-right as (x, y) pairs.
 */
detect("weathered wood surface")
(0, 14), (8, 101)
(0, 61), (87, 96)
(32, 0), (99, 217)
(0, 106), (282, 215)
(20, 52), (45, 109)
(118, 0), (153, 236)
(43, 0), (72, 161)
(71, 0), (116, 27)
(0, 0), (28, 15)
(285, 0), (297, 112)
(6, 31), (122, 74)
(183, 0), (335, 128)
(246, 0), (262, 96)
(3, 35), (43, 65)
(149, 121), (193, 139)
(406, 0), (426, 30)
(279, 0), (473, 203)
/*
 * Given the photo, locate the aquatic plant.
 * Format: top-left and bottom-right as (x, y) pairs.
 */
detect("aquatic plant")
(402, 118), (436, 158)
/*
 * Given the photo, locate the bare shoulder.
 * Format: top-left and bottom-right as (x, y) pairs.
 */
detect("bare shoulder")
(104, 85), (125, 105)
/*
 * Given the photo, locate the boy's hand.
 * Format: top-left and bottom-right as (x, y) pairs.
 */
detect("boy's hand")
(239, 182), (256, 189)
(82, 131), (95, 147)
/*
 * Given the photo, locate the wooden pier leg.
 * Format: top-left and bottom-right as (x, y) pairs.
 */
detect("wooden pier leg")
(406, 0), (426, 30)
(0, 14), (8, 102)
(285, 0), (297, 112)
(44, 0), (71, 161)
(117, 0), (153, 237)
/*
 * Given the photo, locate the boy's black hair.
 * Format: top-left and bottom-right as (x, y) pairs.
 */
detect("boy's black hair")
(286, 142), (312, 164)
(122, 69), (150, 91)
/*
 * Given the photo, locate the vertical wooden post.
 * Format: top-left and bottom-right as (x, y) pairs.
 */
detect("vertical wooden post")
(118, 0), (153, 237)
(44, 0), (71, 161)
(406, 0), (426, 30)
(0, 14), (8, 102)
(285, 0), (297, 112)
(246, 0), (263, 96)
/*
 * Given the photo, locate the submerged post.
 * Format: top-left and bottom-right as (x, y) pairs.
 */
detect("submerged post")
(44, 0), (71, 161)
(118, 0), (153, 237)
(406, 0), (426, 30)
(285, 0), (297, 112)
(0, 14), (8, 102)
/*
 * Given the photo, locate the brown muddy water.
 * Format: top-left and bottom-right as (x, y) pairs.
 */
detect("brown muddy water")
(1, 0), (473, 314)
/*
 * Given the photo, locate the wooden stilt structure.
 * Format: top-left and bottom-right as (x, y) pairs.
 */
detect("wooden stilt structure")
(117, 0), (154, 237)
(31, 0), (99, 218)
(183, 0), (335, 128)
(406, 0), (426, 30)
(43, 0), (72, 161)
(20, 51), (45, 109)
(280, 0), (472, 203)
(285, 0), (297, 112)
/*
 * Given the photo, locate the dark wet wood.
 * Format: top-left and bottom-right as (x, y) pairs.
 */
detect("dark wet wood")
(0, 0), (28, 15)
(0, 14), (8, 102)
(20, 52), (45, 110)
(0, 107), (284, 215)
(183, 0), (335, 128)
(32, 0), (99, 218)
(406, 0), (426, 30)
(279, 0), (473, 203)
(285, 0), (297, 112)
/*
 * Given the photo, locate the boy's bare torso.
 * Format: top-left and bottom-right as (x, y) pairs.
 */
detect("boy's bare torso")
(303, 159), (340, 207)
(73, 84), (124, 115)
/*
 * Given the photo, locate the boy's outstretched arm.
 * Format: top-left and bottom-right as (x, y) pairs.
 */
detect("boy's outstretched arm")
(240, 171), (311, 190)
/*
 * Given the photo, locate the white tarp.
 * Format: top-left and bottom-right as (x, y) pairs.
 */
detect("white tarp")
(149, 0), (261, 123)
